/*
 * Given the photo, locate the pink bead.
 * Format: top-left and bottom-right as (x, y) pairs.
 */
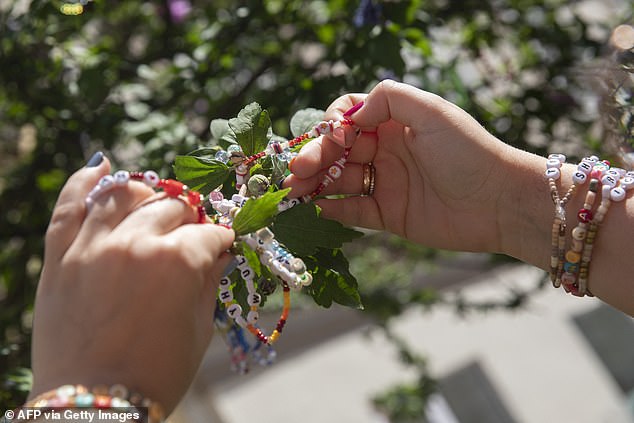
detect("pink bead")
(561, 272), (576, 284)
(590, 169), (603, 179)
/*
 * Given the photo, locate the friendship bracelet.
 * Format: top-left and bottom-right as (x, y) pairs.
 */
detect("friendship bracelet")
(85, 170), (206, 223)
(545, 154), (589, 287)
(83, 116), (363, 373)
(19, 384), (164, 423)
(550, 154), (633, 297)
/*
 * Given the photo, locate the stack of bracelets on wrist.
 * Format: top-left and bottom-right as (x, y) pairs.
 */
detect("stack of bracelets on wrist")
(5, 384), (164, 423)
(83, 116), (359, 374)
(546, 154), (633, 296)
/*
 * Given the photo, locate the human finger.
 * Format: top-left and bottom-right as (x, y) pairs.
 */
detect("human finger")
(78, 179), (156, 239)
(351, 80), (450, 132)
(315, 197), (384, 231)
(166, 223), (235, 282)
(283, 163), (369, 197)
(45, 152), (111, 261)
(114, 194), (199, 236)
(323, 93), (368, 147)
(288, 132), (377, 180)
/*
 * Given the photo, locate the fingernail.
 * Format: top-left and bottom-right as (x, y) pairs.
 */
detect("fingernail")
(288, 157), (296, 173)
(343, 101), (364, 117)
(222, 258), (238, 276)
(86, 151), (104, 168)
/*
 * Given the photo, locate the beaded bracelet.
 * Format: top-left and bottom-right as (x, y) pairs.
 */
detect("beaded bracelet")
(86, 170), (206, 223)
(16, 384), (164, 423)
(545, 154), (581, 287)
(84, 117), (360, 372)
(550, 155), (633, 296)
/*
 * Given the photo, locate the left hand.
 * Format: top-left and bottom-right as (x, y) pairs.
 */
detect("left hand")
(30, 156), (235, 412)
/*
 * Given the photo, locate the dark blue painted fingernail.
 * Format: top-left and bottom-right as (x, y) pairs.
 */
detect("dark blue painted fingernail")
(222, 258), (238, 276)
(86, 151), (104, 167)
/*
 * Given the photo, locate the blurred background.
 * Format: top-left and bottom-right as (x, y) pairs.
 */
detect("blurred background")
(1, 0), (633, 422)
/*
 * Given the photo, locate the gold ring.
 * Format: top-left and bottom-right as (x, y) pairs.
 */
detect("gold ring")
(362, 163), (376, 196)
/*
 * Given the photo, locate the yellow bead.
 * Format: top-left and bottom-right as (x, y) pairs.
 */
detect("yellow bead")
(565, 250), (581, 263)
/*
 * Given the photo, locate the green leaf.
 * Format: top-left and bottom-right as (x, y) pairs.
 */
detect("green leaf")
(305, 248), (363, 309)
(290, 108), (324, 138)
(241, 242), (262, 276)
(173, 155), (231, 195)
(272, 204), (363, 256)
(232, 188), (290, 235)
(228, 102), (271, 156)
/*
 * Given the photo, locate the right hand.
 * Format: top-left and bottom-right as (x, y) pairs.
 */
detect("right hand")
(284, 80), (520, 253)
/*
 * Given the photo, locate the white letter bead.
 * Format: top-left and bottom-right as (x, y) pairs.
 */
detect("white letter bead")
(99, 175), (115, 189)
(247, 293), (262, 306)
(544, 168), (561, 180)
(587, 155), (599, 163)
(621, 177), (634, 190)
(256, 227), (275, 242)
(143, 170), (159, 187)
(226, 303), (242, 319)
(548, 154), (566, 163)
(546, 158), (562, 169)
(601, 174), (618, 188)
(607, 169), (621, 178)
(113, 170), (130, 185)
(626, 171), (634, 178)
(241, 268), (254, 280)
(247, 310), (259, 324)
(572, 171), (587, 185)
(219, 277), (231, 288)
(577, 162), (592, 174)
(610, 187), (626, 202)
(219, 289), (233, 303)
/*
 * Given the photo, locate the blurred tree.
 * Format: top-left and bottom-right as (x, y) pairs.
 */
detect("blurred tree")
(1, 0), (631, 416)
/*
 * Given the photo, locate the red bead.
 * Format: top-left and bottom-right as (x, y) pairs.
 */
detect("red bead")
(197, 205), (206, 223)
(130, 172), (144, 180)
(577, 208), (592, 223)
(188, 190), (201, 206)
(94, 395), (111, 408)
(161, 179), (185, 197)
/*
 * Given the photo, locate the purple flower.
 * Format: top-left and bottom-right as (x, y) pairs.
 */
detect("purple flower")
(168, 0), (192, 23)
(353, 0), (382, 28)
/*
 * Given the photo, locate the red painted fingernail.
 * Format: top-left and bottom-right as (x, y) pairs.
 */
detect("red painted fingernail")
(343, 101), (364, 117)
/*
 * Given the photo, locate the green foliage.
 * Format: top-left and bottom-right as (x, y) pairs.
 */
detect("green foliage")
(232, 188), (290, 235)
(273, 203), (364, 255)
(172, 156), (231, 194)
(228, 102), (272, 156)
(305, 248), (363, 309)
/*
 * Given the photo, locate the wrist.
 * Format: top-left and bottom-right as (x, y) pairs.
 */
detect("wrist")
(496, 149), (556, 269)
